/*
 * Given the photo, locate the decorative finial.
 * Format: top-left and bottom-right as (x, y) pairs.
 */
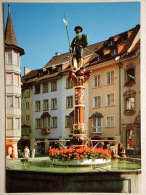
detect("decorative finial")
(8, 4), (10, 14)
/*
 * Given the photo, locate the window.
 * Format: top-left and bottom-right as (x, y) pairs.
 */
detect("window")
(35, 101), (41, 112)
(23, 88), (30, 98)
(125, 68), (135, 83)
(106, 116), (115, 127)
(91, 117), (102, 133)
(7, 118), (13, 129)
(14, 74), (19, 86)
(15, 97), (19, 108)
(35, 84), (40, 94)
(6, 73), (13, 85)
(106, 93), (115, 106)
(106, 71), (114, 85)
(13, 52), (19, 65)
(15, 118), (20, 129)
(111, 49), (118, 56)
(51, 81), (57, 91)
(6, 51), (12, 64)
(43, 83), (48, 93)
(125, 97), (135, 111)
(7, 96), (13, 107)
(65, 116), (74, 128)
(51, 117), (57, 128)
(41, 117), (50, 129)
(51, 98), (57, 110)
(93, 74), (101, 88)
(43, 99), (49, 111)
(36, 118), (41, 128)
(25, 102), (30, 110)
(66, 96), (73, 108)
(66, 78), (73, 89)
(93, 96), (101, 108)
(42, 117), (47, 128)
(25, 115), (30, 123)
(108, 40), (114, 46)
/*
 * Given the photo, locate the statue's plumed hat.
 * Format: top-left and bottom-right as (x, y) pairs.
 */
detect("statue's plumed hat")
(74, 26), (83, 32)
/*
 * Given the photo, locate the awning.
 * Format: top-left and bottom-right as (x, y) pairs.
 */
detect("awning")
(89, 112), (103, 118)
(41, 112), (51, 118)
(22, 124), (30, 127)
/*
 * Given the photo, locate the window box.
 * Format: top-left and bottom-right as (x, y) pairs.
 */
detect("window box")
(41, 128), (51, 135)
(124, 80), (135, 87)
(124, 109), (136, 116)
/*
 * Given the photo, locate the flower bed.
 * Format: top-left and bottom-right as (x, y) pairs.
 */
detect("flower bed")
(49, 147), (111, 162)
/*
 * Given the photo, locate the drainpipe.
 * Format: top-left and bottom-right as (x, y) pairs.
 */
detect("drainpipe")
(115, 56), (123, 142)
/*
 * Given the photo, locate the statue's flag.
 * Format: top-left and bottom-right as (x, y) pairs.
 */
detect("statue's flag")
(63, 18), (68, 25)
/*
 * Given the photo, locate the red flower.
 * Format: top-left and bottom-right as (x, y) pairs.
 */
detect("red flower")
(77, 157), (80, 160)
(80, 154), (83, 158)
(84, 154), (88, 158)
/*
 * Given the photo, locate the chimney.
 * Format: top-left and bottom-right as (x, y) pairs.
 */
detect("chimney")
(55, 52), (61, 56)
(24, 67), (32, 75)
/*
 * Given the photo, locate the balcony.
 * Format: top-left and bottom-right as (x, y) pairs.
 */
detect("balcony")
(91, 127), (103, 134)
(41, 128), (51, 135)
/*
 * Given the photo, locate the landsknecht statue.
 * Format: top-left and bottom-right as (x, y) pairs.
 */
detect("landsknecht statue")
(69, 26), (88, 69)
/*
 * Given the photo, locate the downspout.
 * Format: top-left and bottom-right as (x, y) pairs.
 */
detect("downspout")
(115, 56), (123, 142)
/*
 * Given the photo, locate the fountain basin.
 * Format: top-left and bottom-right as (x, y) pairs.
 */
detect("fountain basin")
(53, 158), (111, 166)
(6, 157), (141, 193)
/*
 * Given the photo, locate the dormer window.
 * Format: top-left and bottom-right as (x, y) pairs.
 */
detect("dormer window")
(108, 40), (114, 46)
(111, 49), (118, 56)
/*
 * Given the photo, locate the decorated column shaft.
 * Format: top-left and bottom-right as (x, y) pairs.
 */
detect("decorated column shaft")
(70, 69), (92, 148)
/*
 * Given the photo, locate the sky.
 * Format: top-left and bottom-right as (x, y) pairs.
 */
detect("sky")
(4, 2), (140, 76)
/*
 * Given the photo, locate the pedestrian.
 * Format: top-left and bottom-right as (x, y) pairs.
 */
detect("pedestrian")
(24, 146), (30, 158)
(118, 143), (126, 157)
(12, 146), (15, 159)
(31, 147), (35, 158)
(110, 142), (119, 158)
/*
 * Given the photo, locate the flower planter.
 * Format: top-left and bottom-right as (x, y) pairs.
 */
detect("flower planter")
(53, 158), (111, 166)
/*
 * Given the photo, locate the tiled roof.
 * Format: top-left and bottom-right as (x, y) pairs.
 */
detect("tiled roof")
(22, 24), (140, 85)
(5, 8), (24, 55)
(44, 41), (105, 68)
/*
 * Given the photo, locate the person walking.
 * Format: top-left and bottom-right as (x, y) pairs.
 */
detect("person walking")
(24, 146), (30, 158)
(31, 147), (35, 158)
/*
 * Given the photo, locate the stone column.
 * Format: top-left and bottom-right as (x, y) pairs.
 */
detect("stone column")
(69, 69), (92, 148)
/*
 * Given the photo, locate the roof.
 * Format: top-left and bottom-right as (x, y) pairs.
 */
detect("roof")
(41, 112), (51, 118)
(44, 41), (105, 68)
(22, 24), (140, 85)
(5, 5), (24, 55)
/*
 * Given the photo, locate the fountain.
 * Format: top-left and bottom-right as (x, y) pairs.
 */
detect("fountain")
(6, 27), (141, 193)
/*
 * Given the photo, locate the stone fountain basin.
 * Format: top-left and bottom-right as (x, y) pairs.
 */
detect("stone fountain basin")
(53, 158), (111, 166)
(6, 157), (141, 193)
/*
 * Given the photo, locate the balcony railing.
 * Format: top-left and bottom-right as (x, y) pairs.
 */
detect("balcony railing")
(91, 127), (103, 134)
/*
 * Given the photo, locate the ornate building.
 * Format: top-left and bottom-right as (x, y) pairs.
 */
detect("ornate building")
(5, 5), (24, 157)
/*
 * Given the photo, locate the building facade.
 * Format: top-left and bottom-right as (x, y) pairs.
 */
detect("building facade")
(21, 25), (140, 155)
(5, 5), (24, 157)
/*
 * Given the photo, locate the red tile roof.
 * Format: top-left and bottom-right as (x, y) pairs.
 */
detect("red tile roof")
(22, 25), (140, 85)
